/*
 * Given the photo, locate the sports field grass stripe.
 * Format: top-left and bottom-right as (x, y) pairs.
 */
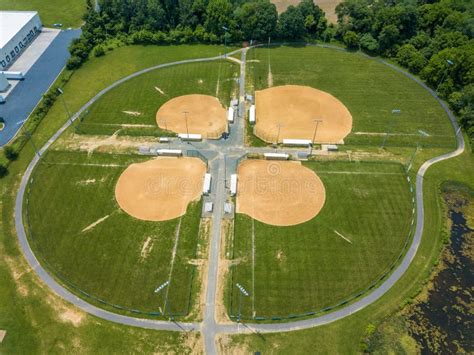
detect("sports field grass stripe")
(25, 151), (203, 316)
(77, 60), (239, 137)
(229, 160), (413, 319)
(246, 46), (456, 149)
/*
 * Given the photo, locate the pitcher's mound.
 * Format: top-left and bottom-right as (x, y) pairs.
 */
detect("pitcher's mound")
(156, 94), (227, 139)
(115, 157), (206, 221)
(255, 85), (352, 144)
(236, 160), (326, 226)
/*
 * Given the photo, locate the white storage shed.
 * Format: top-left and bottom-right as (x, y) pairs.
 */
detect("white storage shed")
(0, 11), (42, 70)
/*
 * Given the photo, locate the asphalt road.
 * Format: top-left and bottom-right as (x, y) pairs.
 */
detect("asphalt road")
(0, 29), (81, 146)
(13, 45), (465, 354)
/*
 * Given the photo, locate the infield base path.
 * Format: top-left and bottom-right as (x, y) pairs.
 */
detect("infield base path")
(236, 159), (326, 226)
(115, 157), (206, 221)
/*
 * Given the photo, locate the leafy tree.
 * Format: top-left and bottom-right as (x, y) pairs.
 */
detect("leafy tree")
(236, 0), (277, 41)
(4, 146), (18, 161)
(360, 33), (378, 52)
(343, 30), (359, 49)
(297, 0), (326, 36)
(204, 0), (234, 37)
(278, 5), (306, 39)
(378, 24), (400, 51)
(0, 163), (7, 178)
(430, 30), (469, 52)
(396, 44), (427, 73)
(93, 45), (105, 57)
(336, 0), (373, 34)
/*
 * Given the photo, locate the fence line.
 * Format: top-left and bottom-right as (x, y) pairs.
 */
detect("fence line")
(227, 160), (416, 321)
(24, 160), (200, 319)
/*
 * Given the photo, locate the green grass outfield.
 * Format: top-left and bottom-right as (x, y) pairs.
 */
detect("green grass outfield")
(0, 44), (230, 352)
(77, 60), (239, 137)
(247, 45), (456, 149)
(0, 0), (85, 28)
(223, 140), (473, 353)
(25, 150), (203, 317)
(229, 160), (413, 319)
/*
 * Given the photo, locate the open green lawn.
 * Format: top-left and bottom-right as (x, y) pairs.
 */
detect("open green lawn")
(78, 60), (239, 137)
(247, 45), (456, 149)
(26, 151), (202, 317)
(230, 160), (413, 319)
(223, 140), (473, 353)
(0, 0), (85, 28)
(0, 44), (229, 352)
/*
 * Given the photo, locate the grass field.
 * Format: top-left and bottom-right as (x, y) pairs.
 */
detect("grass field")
(25, 151), (203, 317)
(221, 139), (473, 353)
(0, 0), (85, 28)
(247, 45), (456, 149)
(229, 160), (413, 319)
(77, 60), (239, 137)
(0, 44), (231, 352)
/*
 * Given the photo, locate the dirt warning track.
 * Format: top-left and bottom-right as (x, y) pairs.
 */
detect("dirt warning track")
(254, 85), (352, 144)
(115, 157), (206, 221)
(156, 94), (227, 139)
(236, 160), (326, 226)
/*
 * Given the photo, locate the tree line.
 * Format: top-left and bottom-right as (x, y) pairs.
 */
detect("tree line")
(335, 0), (473, 147)
(68, 0), (328, 69)
(67, 0), (473, 147)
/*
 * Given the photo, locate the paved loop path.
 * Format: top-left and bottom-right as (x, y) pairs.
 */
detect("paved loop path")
(14, 45), (464, 354)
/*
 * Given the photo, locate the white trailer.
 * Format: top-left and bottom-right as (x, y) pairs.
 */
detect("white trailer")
(230, 174), (238, 196)
(0, 73), (9, 91)
(0, 71), (24, 80)
(227, 107), (235, 123)
(282, 139), (312, 147)
(178, 133), (202, 141)
(204, 202), (213, 213)
(264, 153), (289, 160)
(322, 144), (338, 151)
(249, 105), (256, 124)
(202, 173), (212, 194)
(157, 149), (182, 156)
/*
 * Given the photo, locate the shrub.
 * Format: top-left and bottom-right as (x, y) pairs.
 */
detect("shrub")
(0, 163), (8, 178)
(4, 146), (18, 161)
(94, 45), (105, 57)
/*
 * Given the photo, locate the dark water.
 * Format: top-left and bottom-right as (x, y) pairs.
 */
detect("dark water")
(407, 209), (473, 354)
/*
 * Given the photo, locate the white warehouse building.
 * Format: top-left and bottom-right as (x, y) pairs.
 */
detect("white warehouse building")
(0, 11), (42, 70)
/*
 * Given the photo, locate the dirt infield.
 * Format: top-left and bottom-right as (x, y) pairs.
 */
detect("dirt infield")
(115, 157), (206, 221)
(156, 94), (227, 139)
(236, 160), (326, 226)
(254, 85), (352, 144)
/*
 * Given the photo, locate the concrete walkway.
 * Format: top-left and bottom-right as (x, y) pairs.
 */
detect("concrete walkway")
(14, 45), (465, 355)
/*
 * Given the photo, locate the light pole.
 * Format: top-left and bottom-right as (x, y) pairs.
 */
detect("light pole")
(57, 88), (73, 125)
(182, 111), (190, 143)
(235, 283), (249, 323)
(222, 26), (229, 58)
(381, 109), (401, 149)
(309, 119), (322, 156)
(436, 59), (454, 94)
(17, 119), (40, 157)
